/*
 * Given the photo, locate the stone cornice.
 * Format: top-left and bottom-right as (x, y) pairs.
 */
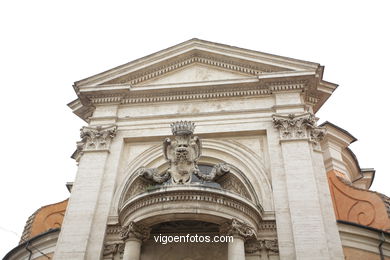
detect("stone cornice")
(69, 78), (314, 121)
(103, 53), (285, 86)
(119, 185), (263, 232)
(68, 39), (338, 120)
(73, 38), (319, 88)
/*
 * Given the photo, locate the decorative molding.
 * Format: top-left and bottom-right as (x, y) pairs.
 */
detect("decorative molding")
(120, 187), (263, 228)
(86, 79), (309, 106)
(258, 221), (277, 233)
(245, 239), (279, 254)
(121, 86), (270, 104)
(90, 95), (123, 104)
(267, 80), (307, 93)
(106, 224), (122, 235)
(103, 52), (286, 86)
(83, 79), (310, 107)
(305, 95), (319, 105)
(79, 125), (117, 151)
(120, 221), (150, 242)
(272, 113), (326, 149)
(220, 218), (256, 240)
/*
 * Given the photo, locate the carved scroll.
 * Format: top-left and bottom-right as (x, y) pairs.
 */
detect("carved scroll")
(120, 221), (150, 241)
(327, 170), (390, 231)
(194, 163), (230, 182)
(220, 218), (256, 240)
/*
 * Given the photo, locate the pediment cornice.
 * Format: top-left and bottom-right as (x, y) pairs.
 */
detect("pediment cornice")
(69, 39), (337, 121)
(74, 39), (320, 88)
(101, 51), (291, 86)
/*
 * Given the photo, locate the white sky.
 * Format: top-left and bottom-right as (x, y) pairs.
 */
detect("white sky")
(1, 0), (389, 257)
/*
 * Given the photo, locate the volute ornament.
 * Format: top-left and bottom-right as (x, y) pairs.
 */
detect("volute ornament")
(80, 125), (117, 150)
(120, 221), (150, 241)
(220, 218), (256, 240)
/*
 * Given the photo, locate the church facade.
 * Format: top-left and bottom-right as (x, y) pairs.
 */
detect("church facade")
(5, 39), (390, 260)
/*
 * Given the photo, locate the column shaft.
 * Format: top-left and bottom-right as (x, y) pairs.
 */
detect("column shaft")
(122, 239), (141, 260)
(228, 236), (245, 260)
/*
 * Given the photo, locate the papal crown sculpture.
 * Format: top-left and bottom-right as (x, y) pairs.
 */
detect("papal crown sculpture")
(138, 121), (230, 184)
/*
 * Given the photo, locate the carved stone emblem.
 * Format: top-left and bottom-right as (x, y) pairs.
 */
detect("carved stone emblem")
(138, 121), (230, 185)
(220, 218), (256, 240)
(163, 121), (201, 184)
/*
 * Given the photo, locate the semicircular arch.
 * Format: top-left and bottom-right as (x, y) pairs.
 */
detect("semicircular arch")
(112, 138), (273, 217)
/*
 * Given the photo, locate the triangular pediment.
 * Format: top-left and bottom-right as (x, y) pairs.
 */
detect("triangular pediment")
(74, 39), (321, 88)
(136, 63), (252, 86)
(70, 39), (337, 121)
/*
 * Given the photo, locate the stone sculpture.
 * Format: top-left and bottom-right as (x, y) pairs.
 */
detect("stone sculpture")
(138, 121), (230, 184)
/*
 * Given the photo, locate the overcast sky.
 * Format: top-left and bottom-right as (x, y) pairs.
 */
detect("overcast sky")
(1, 0), (389, 257)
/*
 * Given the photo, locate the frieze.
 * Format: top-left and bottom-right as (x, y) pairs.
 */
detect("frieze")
(85, 80), (314, 106)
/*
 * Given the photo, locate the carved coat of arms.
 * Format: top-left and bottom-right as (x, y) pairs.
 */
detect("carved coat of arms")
(138, 121), (229, 185)
(163, 121), (201, 184)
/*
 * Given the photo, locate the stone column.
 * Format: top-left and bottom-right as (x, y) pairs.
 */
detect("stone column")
(272, 113), (343, 260)
(54, 125), (117, 260)
(220, 219), (256, 260)
(120, 222), (150, 260)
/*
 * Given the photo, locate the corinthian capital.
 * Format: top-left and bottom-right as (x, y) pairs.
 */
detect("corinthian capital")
(220, 219), (256, 240)
(272, 113), (326, 146)
(80, 125), (117, 151)
(120, 221), (150, 242)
